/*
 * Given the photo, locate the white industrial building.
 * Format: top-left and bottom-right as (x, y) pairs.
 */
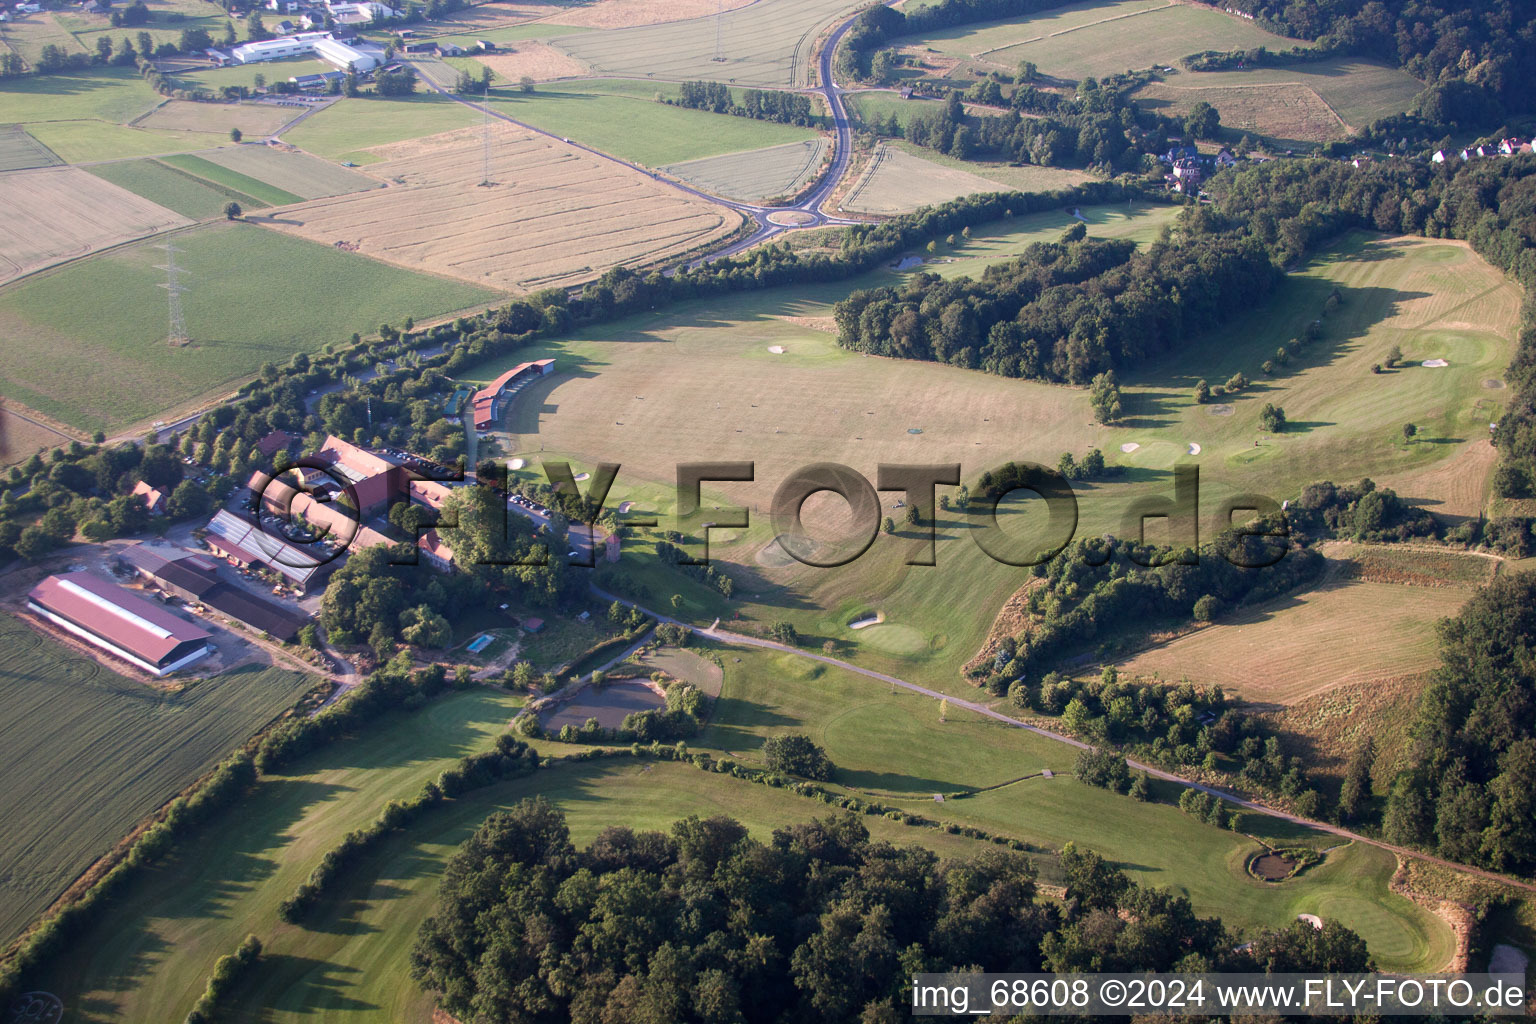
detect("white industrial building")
(230, 30), (383, 72)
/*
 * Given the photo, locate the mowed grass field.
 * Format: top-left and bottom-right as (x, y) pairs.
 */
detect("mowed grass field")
(280, 93), (484, 164)
(930, 0), (1302, 81)
(0, 612), (316, 945)
(0, 123), (62, 171)
(485, 83), (819, 166)
(34, 688), (1001, 1023)
(662, 137), (829, 202)
(0, 222), (500, 433)
(0, 165), (190, 285)
(0, 66), (212, 161)
(264, 122), (741, 293)
(84, 156), (270, 219)
(1134, 58), (1424, 144)
(480, 226), (1518, 694)
(1111, 576), (1472, 705)
(842, 141), (1089, 215)
(551, 0), (862, 87)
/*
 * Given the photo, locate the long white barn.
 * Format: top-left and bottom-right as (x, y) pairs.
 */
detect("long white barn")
(230, 31), (382, 72)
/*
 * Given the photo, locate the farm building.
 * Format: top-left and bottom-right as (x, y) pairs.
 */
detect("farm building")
(326, 0), (399, 23)
(291, 70), (348, 89)
(204, 508), (330, 593)
(409, 478), (456, 511)
(230, 31), (383, 72)
(130, 480), (167, 515)
(249, 470), (397, 553)
(418, 529), (454, 572)
(471, 358), (555, 432)
(27, 572), (212, 676)
(120, 544), (309, 642)
(257, 429), (295, 458)
(312, 434), (409, 515)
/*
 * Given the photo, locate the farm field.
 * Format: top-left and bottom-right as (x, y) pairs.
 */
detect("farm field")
(21, 119), (207, 163)
(897, 0), (1169, 58)
(662, 137), (829, 201)
(33, 689), (1001, 1023)
(62, 0), (251, 61)
(169, 58), (333, 92)
(0, 222), (499, 433)
(1110, 576), (1472, 706)
(133, 98), (303, 138)
(1134, 58), (1424, 143)
(845, 89), (1010, 130)
(158, 151), (304, 205)
(0, 166), (189, 286)
(482, 230), (1518, 693)
(0, 408), (75, 467)
(263, 122), (742, 293)
(280, 93), (483, 164)
(841, 141), (1086, 215)
(551, 0), (862, 87)
(485, 85), (819, 166)
(0, 12), (88, 65)
(84, 157), (267, 219)
(967, 0), (1301, 81)
(0, 123), (61, 171)
(195, 142), (382, 198)
(472, 41), (592, 81)
(0, 65), (163, 123)
(0, 611), (316, 945)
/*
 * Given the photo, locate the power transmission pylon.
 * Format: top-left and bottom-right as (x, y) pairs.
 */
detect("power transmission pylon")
(156, 242), (190, 346)
(479, 83), (494, 187)
(712, 0), (725, 61)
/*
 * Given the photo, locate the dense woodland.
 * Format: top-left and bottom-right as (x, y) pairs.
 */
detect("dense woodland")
(411, 800), (1371, 1023)
(1383, 572), (1536, 874)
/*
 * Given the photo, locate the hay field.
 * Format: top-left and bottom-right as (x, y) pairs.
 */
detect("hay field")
(84, 157), (267, 219)
(554, 0), (756, 28)
(280, 93), (483, 164)
(662, 137), (829, 201)
(1111, 578), (1470, 705)
(841, 142), (1084, 215)
(477, 231), (1517, 693)
(902, 0), (1169, 59)
(134, 99), (302, 138)
(0, 222), (499, 432)
(978, 0), (1301, 81)
(0, 166), (190, 285)
(0, 612), (316, 945)
(475, 41), (591, 80)
(196, 143), (381, 199)
(264, 122), (742, 292)
(551, 0), (862, 87)
(1134, 58), (1424, 141)
(0, 405), (75, 467)
(22, 120), (207, 163)
(160, 151), (302, 204)
(0, 124), (61, 171)
(486, 85), (818, 165)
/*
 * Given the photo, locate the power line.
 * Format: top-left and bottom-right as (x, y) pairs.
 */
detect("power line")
(479, 82), (495, 187)
(713, 0), (725, 61)
(155, 242), (190, 346)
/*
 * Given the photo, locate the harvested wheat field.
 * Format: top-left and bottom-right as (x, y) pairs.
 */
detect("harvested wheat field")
(0, 166), (189, 285)
(554, 0), (756, 28)
(1113, 577), (1470, 707)
(262, 123), (740, 291)
(477, 43), (591, 81)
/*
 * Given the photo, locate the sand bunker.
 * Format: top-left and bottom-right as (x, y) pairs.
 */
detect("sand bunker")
(574, 472), (590, 481)
(509, 458), (526, 470)
(618, 501), (634, 513)
(1297, 914), (1324, 930)
(1120, 442), (1140, 453)
(1187, 442), (1202, 455)
(848, 611), (886, 629)
(768, 345), (785, 354)
(1422, 358), (1449, 368)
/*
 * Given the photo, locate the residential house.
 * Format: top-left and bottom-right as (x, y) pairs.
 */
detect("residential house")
(131, 480), (168, 516)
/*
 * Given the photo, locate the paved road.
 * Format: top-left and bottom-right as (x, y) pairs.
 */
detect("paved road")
(591, 584), (1536, 897)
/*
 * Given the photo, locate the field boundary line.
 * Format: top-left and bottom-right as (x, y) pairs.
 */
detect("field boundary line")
(127, 98), (172, 129)
(975, 0), (1175, 60)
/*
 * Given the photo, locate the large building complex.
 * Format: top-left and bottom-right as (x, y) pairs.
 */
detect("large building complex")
(26, 572), (212, 676)
(230, 31), (383, 72)
(121, 545), (308, 643)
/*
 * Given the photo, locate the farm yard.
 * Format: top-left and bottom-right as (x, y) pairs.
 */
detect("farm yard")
(0, 166), (189, 286)
(662, 137), (829, 201)
(485, 82), (820, 167)
(1133, 58), (1424, 143)
(482, 228), (1517, 690)
(550, 0), (862, 87)
(262, 122), (742, 292)
(0, 222), (498, 433)
(841, 141), (1089, 214)
(0, 612), (316, 945)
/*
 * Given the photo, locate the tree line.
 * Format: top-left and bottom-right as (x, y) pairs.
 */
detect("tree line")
(410, 798), (1372, 1023)
(668, 81), (821, 127)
